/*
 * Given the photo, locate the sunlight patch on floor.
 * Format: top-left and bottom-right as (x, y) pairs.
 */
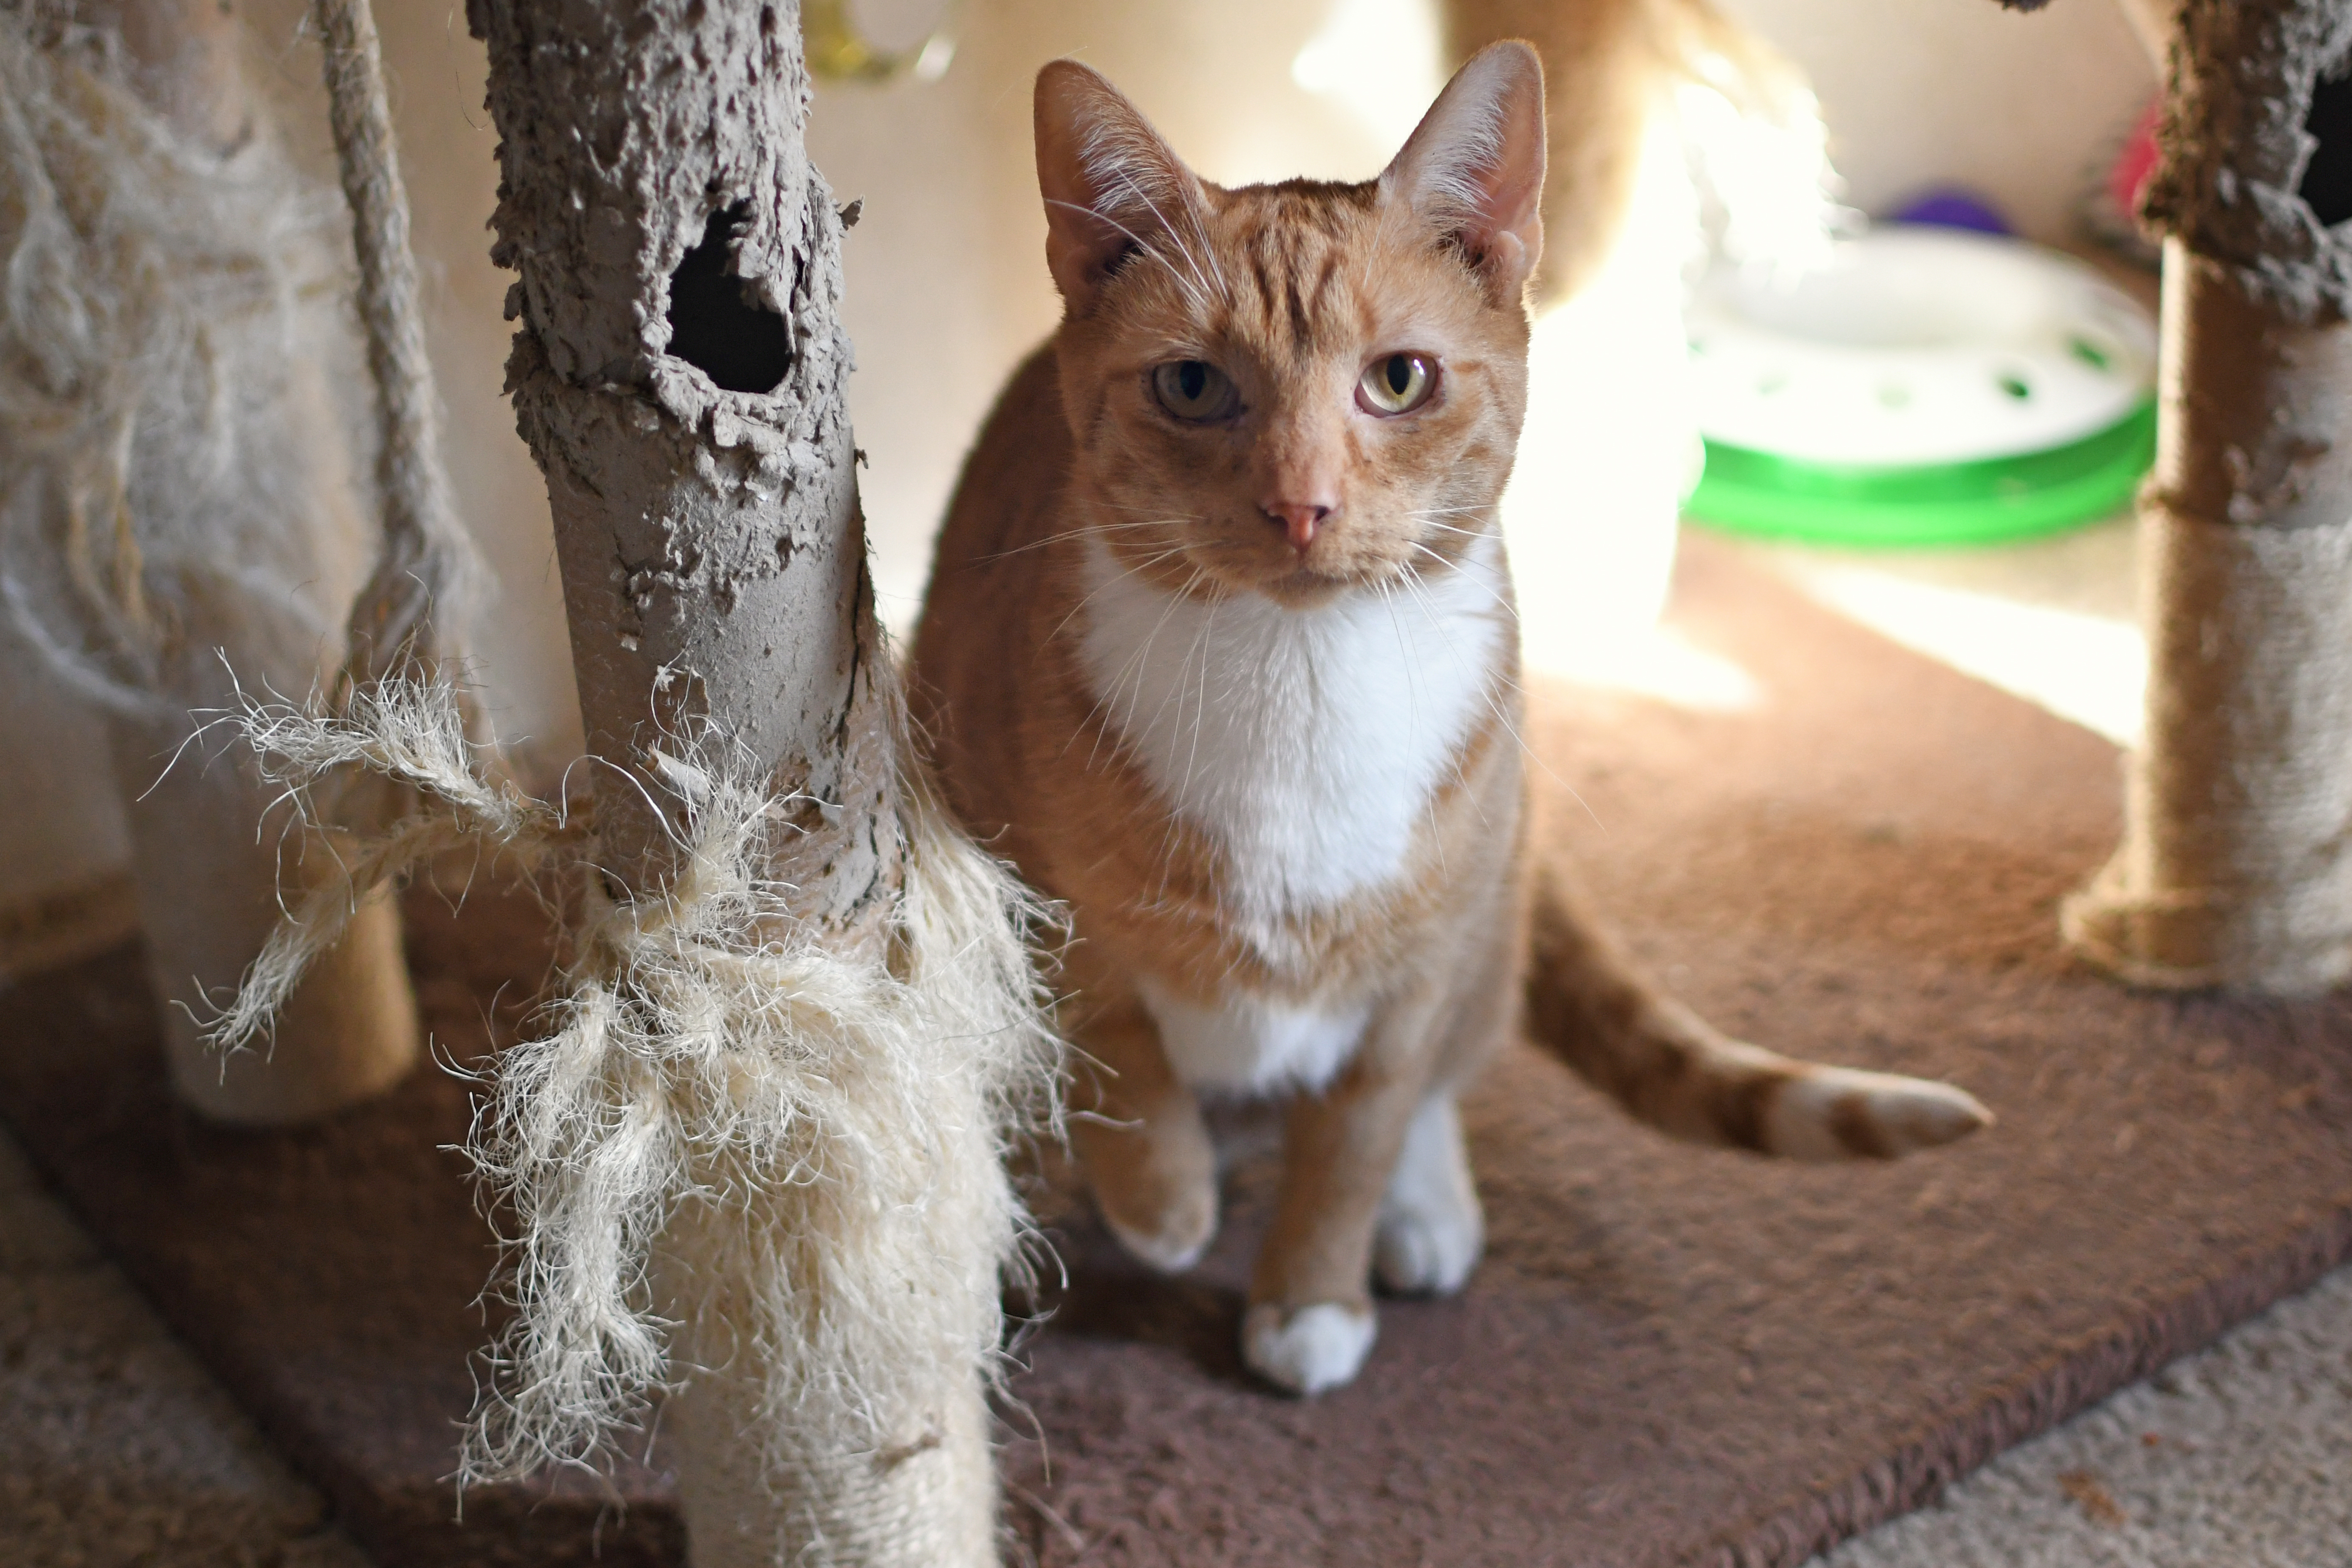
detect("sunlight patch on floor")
(1732, 517), (2145, 747)
(1782, 563), (2144, 746)
(1523, 621), (1764, 713)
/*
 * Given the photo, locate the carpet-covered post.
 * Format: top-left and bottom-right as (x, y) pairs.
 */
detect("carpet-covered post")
(2063, 0), (2352, 993)
(0, 0), (419, 1121)
(465, 2), (1051, 1561)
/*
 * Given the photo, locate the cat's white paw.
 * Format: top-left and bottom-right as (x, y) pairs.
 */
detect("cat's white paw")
(1375, 1198), (1483, 1296)
(1242, 1301), (1376, 1395)
(1099, 1203), (1214, 1274)
(1375, 1092), (1484, 1295)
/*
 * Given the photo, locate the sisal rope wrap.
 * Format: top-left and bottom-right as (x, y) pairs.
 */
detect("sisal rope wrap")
(211, 674), (1060, 1506)
(2062, 2), (2352, 994)
(2061, 489), (2352, 993)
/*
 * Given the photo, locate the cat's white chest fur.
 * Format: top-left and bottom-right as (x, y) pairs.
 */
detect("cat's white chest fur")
(1135, 977), (1372, 1094)
(1077, 531), (1508, 1091)
(1074, 529), (1510, 917)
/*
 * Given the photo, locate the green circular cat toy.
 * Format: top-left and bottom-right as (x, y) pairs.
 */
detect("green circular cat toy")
(1683, 226), (2158, 547)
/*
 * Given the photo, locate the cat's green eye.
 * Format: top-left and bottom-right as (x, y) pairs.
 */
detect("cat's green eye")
(1357, 352), (1436, 416)
(1152, 359), (1238, 422)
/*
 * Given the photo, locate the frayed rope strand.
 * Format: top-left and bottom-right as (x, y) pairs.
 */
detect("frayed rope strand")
(206, 674), (569, 1055)
(210, 672), (1062, 1484)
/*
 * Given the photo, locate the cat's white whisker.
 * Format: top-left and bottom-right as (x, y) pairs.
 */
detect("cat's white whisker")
(1396, 548), (1600, 833)
(1072, 572), (1189, 757)
(1143, 566), (1223, 907)
(982, 518), (1180, 562)
(1094, 500), (1204, 518)
(1407, 541), (1519, 623)
(1111, 174), (1228, 312)
(1407, 515), (1495, 544)
(1375, 574), (1458, 883)
(1173, 594), (1221, 819)
(1096, 559), (1198, 782)
(1387, 558), (1510, 848)
(1060, 548), (1203, 772)
(1045, 196), (1214, 317)
(1046, 543), (1190, 653)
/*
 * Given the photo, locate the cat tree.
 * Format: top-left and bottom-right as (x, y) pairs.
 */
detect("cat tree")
(19, 0), (2352, 1564)
(2063, 0), (2352, 993)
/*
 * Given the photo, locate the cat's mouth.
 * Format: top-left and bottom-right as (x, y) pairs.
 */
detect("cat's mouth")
(1230, 554), (1413, 608)
(1137, 530), (1422, 607)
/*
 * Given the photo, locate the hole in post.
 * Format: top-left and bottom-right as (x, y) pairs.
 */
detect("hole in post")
(666, 204), (792, 394)
(2300, 68), (2352, 228)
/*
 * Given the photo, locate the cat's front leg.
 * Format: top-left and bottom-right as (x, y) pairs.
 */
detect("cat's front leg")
(1067, 992), (1219, 1273)
(1242, 996), (1443, 1395)
(1373, 914), (1516, 1297)
(1372, 1089), (1483, 1296)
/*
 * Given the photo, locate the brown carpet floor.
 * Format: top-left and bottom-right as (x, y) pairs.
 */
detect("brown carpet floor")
(0, 884), (681, 1568)
(4, 534), (2350, 1568)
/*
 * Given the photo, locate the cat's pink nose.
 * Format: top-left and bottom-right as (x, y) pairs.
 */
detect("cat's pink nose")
(1263, 501), (1331, 553)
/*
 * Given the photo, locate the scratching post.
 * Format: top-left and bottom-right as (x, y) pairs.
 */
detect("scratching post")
(111, 715), (417, 1122)
(0, 0), (421, 1122)
(206, 0), (1049, 1556)
(433, 3), (1049, 1561)
(2063, 1), (2352, 993)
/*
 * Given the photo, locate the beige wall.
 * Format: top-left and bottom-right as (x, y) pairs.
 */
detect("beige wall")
(1723, 0), (2156, 242)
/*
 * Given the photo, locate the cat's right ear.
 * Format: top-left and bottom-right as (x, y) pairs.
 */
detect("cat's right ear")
(1034, 60), (1207, 313)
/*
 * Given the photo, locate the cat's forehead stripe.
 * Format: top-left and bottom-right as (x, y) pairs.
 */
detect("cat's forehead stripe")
(1218, 184), (1375, 355)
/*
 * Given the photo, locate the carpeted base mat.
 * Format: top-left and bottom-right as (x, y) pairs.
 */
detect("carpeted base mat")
(0, 882), (681, 1568)
(5, 534), (2351, 1568)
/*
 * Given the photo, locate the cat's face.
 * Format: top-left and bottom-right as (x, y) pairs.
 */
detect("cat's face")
(1036, 51), (1546, 610)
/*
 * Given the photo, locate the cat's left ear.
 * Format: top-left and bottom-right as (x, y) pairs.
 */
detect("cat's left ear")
(1382, 41), (1547, 305)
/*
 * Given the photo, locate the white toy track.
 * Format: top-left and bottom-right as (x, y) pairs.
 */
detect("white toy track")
(1683, 227), (2159, 546)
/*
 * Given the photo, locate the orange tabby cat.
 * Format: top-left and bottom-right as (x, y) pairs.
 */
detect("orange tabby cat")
(910, 43), (1988, 1396)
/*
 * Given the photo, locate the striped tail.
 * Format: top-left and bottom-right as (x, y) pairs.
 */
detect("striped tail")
(1522, 862), (1990, 1161)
